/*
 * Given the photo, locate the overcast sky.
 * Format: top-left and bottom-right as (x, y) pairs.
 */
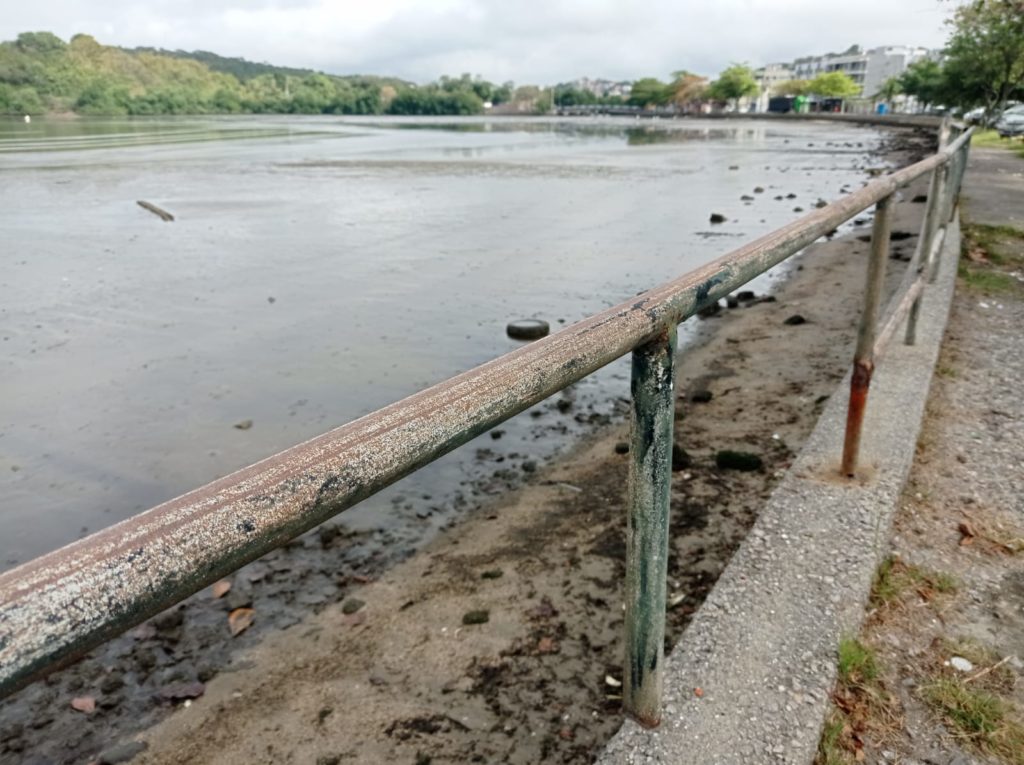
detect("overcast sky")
(2, 0), (959, 84)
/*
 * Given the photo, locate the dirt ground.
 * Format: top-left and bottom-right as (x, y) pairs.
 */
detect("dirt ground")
(0, 130), (937, 765)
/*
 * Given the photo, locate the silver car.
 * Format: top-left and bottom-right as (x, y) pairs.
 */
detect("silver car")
(996, 111), (1024, 137)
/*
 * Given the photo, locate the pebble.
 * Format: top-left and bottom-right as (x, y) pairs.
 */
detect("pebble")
(949, 656), (974, 672)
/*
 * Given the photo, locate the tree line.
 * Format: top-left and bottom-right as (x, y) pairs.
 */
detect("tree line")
(0, 33), (516, 117)
(2, 2), (1020, 119)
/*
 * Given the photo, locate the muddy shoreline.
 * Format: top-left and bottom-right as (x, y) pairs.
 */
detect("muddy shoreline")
(0, 128), (935, 765)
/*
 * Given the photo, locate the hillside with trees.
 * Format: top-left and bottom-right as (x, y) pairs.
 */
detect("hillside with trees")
(0, 31), (511, 116)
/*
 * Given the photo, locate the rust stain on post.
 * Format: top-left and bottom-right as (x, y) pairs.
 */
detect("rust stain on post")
(841, 194), (892, 477)
(841, 360), (874, 478)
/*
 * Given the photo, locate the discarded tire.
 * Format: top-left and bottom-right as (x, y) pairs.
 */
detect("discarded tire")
(506, 319), (550, 341)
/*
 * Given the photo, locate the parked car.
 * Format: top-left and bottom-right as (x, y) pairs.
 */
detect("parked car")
(963, 106), (986, 124)
(996, 111), (1024, 137)
(964, 103), (1023, 126)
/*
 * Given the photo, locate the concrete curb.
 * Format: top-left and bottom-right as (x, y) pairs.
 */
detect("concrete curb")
(598, 217), (962, 765)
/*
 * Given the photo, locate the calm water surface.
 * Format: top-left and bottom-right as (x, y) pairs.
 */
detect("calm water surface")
(0, 115), (885, 568)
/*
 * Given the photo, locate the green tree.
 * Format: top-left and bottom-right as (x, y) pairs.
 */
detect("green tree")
(706, 64), (758, 107)
(15, 32), (67, 54)
(875, 76), (902, 103)
(941, 0), (1024, 121)
(629, 77), (671, 107)
(808, 71), (861, 100)
(772, 79), (810, 97)
(897, 59), (947, 109)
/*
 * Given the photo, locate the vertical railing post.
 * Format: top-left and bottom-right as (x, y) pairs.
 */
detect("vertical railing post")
(841, 194), (893, 477)
(623, 325), (677, 728)
(906, 120), (951, 344)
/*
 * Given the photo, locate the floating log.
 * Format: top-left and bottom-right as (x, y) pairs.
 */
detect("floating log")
(137, 200), (175, 222)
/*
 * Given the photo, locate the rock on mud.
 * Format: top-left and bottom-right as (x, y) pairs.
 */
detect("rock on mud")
(506, 319), (550, 341)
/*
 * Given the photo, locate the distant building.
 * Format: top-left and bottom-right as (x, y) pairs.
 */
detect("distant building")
(753, 63), (795, 112)
(788, 44), (930, 100)
(569, 77), (632, 98)
(861, 46), (930, 98)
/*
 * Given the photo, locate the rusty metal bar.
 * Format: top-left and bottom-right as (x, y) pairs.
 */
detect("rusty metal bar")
(904, 122), (954, 345)
(927, 163), (953, 284)
(905, 229), (947, 346)
(0, 126), (974, 702)
(875, 275), (927, 359)
(623, 326), (676, 728)
(841, 194), (893, 477)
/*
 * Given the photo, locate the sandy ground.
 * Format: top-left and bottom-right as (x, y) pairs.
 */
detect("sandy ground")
(0, 131), (937, 765)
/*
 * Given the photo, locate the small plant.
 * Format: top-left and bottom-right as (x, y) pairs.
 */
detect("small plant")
(838, 637), (878, 685)
(816, 637), (898, 764)
(870, 556), (958, 610)
(815, 708), (854, 765)
(959, 263), (1017, 293)
(923, 678), (1024, 763)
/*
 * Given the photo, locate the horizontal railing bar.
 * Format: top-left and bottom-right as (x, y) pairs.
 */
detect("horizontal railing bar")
(0, 131), (967, 700)
(873, 226), (947, 359)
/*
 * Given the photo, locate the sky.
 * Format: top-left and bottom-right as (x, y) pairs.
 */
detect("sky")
(1, 0), (960, 84)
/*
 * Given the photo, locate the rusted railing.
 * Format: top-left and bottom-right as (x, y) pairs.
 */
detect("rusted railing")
(0, 120), (972, 727)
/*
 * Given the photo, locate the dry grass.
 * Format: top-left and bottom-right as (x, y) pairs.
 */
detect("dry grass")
(815, 637), (902, 764)
(869, 556), (957, 613)
(922, 678), (1024, 764)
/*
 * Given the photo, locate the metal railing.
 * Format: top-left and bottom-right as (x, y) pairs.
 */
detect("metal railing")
(0, 120), (972, 728)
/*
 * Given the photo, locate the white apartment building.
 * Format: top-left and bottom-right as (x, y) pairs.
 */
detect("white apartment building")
(788, 45), (930, 99)
(753, 62), (794, 111)
(861, 46), (930, 97)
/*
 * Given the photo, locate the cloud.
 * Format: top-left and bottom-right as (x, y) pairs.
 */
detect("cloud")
(1, 0), (958, 84)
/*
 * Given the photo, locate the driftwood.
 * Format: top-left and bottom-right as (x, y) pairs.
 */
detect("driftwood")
(136, 200), (175, 222)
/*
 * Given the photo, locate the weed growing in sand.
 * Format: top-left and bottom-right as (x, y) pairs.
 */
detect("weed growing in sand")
(838, 637), (878, 685)
(923, 678), (1024, 764)
(963, 222), (1024, 264)
(814, 637), (900, 765)
(816, 709), (854, 765)
(870, 556), (957, 610)
(959, 263), (1017, 293)
(960, 222), (1024, 294)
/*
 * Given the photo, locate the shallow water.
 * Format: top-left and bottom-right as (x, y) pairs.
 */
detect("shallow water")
(0, 114), (884, 569)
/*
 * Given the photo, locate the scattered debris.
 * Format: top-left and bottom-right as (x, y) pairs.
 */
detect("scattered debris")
(228, 607), (255, 636)
(210, 580), (232, 599)
(70, 696), (96, 714)
(136, 200), (174, 222)
(715, 450), (763, 472)
(341, 598), (365, 615)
